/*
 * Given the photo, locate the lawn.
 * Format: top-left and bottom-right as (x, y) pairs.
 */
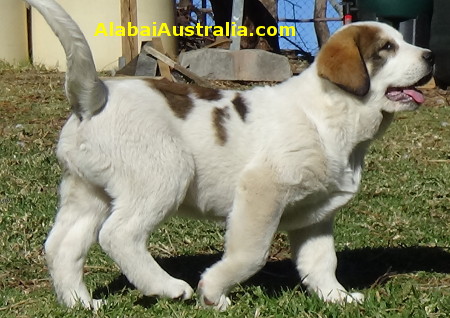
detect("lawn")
(0, 62), (449, 317)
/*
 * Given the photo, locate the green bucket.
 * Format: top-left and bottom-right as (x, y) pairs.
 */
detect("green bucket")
(359, 0), (433, 21)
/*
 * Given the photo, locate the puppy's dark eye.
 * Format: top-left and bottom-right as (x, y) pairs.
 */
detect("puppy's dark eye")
(380, 41), (394, 51)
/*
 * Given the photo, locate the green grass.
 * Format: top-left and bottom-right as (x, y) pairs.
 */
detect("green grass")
(0, 61), (449, 317)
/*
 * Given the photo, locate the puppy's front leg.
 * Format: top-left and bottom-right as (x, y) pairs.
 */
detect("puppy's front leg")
(288, 219), (364, 303)
(198, 166), (283, 310)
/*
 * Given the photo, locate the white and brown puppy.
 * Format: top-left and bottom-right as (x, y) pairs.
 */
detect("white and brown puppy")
(26, 0), (434, 311)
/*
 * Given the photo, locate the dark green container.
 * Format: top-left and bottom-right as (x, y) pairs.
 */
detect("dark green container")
(359, 0), (433, 21)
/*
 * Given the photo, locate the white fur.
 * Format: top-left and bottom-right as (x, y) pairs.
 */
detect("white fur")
(26, 0), (434, 311)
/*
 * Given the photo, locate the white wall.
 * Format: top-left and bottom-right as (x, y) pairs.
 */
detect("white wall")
(32, 0), (176, 71)
(0, 0), (28, 64)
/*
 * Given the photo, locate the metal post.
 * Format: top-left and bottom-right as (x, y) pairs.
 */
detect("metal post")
(201, 0), (207, 25)
(230, 0), (244, 51)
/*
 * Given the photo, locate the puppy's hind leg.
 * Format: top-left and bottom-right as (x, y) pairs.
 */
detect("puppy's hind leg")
(98, 149), (195, 301)
(45, 173), (110, 309)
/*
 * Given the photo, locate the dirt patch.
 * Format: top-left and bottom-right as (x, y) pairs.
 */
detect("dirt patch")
(422, 87), (450, 107)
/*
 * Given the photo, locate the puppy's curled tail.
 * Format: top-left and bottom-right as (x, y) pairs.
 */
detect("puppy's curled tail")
(25, 0), (107, 119)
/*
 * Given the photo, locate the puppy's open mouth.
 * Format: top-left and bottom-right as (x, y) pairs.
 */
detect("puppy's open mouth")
(385, 87), (424, 104)
(385, 72), (433, 105)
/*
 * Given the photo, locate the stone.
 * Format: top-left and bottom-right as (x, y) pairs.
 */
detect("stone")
(178, 48), (292, 82)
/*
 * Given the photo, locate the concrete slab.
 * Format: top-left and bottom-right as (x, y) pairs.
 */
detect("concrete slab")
(178, 48), (292, 82)
(135, 49), (158, 76)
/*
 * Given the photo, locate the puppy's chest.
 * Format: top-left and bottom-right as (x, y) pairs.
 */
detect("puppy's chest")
(279, 158), (363, 231)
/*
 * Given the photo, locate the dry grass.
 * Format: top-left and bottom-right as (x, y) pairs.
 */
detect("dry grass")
(0, 61), (449, 317)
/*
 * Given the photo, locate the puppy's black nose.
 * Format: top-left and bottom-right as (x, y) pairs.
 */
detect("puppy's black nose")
(423, 50), (434, 66)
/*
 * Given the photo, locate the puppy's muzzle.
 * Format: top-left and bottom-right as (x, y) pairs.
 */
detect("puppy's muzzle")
(416, 50), (435, 86)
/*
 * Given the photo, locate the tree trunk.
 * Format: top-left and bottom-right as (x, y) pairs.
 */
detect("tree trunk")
(210, 0), (279, 51)
(259, 0), (278, 20)
(314, 0), (330, 48)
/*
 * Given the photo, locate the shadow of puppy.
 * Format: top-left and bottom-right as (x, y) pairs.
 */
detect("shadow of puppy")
(93, 246), (450, 307)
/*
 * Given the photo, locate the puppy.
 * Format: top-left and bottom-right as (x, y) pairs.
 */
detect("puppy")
(26, 0), (434, 311)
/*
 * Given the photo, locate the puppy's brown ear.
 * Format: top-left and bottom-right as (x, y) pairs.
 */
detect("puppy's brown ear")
(316, 26), (370, 96)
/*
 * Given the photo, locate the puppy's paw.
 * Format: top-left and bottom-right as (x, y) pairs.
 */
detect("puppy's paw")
(320, 289), (365, 304)
(91, 299), (107, 311)
(199, 293), (231, 311)
(61, 292), (101, 310)
(197, 280), (231, 311)
(163, 278), (194, 300)
(345, 292), (365, 304)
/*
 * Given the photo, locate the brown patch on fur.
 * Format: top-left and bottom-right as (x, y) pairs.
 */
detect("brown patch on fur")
(212, 107), (230, 145)
(145, 79), (223, 118)
(368, 40), (398, 76)
(191, 86), (222, 101)
(232, 93), (248, 121)
(146, 79), (193, 119)
(316, 25), (383, 96)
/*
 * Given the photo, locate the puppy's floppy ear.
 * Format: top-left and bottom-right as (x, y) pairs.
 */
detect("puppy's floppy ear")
(316, 26), (370, 97)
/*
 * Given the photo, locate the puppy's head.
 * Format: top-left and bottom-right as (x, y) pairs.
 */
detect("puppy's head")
(316, 22), (434, 112)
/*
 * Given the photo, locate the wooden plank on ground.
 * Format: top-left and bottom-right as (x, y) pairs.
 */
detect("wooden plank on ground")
(142, 44), (208, 85)
(205, 36), (231, 48)
(120, 0), (138, 63)
(419, 77), (436, 89)
(151, 37), (173, 81)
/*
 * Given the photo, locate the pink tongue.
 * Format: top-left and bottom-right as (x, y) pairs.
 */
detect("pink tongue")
(403, 89), (425, 104)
